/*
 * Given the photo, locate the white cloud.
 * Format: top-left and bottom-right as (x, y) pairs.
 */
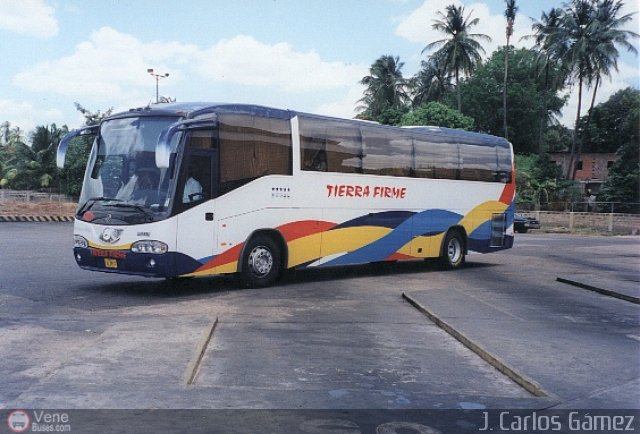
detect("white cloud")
(395, 0), (533, 58)
(13, 27), (199, 101)
(14, 28), (366, 108)
(0, 0), (58, 38)
(196, 35), (367, 93)
(314, 85), (367, 119)
(0, 99), (63, 133)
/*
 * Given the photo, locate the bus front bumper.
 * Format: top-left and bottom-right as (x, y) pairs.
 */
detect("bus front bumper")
(73, 247), (202, 278)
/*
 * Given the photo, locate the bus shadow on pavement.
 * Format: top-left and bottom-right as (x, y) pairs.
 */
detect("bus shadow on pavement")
(280, 259), (499, 286)
(82, 275), (241, 302)
(79, 259), (500, 306)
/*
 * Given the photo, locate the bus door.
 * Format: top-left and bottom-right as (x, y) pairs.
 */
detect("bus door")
(175, 130), (217, 267)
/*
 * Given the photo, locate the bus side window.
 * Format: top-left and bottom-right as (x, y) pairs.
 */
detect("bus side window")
(413, 135), (458, 180)
(413, 136), (435, 179)
(361, 126), (412, 177)
(219, 114), (292, 195)
(300, 117), (362, 174)
(496, 144), (512, 183)
(459, 142), (495, 182)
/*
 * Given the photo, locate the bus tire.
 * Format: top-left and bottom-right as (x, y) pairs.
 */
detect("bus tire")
(239, 235), (281, 288)
(439, 229), (466, 270)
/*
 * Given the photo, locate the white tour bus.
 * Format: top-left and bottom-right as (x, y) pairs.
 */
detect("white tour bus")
(57, 102), (515, 287)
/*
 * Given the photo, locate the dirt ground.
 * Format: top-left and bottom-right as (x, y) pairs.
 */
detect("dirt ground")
(0, 200), (76, 216)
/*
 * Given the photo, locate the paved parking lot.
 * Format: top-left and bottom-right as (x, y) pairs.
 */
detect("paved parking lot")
(0, 223), (638, 411)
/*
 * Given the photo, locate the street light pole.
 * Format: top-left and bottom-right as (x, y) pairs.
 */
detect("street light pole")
(147, 68), (169, 103)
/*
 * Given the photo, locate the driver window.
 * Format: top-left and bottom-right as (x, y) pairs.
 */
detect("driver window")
(176, 130), (214, 211)
(181, 154), (211, 206)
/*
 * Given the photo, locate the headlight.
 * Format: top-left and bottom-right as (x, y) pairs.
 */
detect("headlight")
(74, 235), (88, 249)
(131, 240), (168, 254)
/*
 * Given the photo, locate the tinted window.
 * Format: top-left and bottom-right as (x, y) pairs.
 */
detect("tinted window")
(299, 116), (511, 183)
(389, 132), (460, 181)
(412, 136), (434, 179)
(496, 144), (512, 183)
(188, 129), (216, 149)
(459, 141), (495, 182)
(300, 117), (362, 173)
(219, 114), (292, 194)
(361, 126), (412, 177)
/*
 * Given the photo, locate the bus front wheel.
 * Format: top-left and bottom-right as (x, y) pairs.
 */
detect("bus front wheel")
(440, 230), (466, 270)
(239, 235), (281, 288)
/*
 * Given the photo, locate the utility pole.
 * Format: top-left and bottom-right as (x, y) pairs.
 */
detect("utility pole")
(147, 68), (169, 103)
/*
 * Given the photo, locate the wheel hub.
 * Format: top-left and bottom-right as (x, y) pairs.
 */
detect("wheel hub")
(248, 246), (273, 276)
(447, 238), (462, 263)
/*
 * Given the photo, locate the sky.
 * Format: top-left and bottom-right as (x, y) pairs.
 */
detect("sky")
(1, 0), (639, 136)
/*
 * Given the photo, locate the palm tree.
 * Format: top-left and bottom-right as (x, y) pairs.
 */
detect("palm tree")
(423, 4), (491, 112)
(560, 0), (598, 179)
(0, 121), (25, 147)
(560, 0), (638, 179)
(410, 52), (451, 107)
(29, 124), (68, 190)
(0, 122), (28, 189)
(358, 55), (409, 120)
(524, 7), (567, 153)
(574, 0), (638, 178)
(503, 0), (518, 140)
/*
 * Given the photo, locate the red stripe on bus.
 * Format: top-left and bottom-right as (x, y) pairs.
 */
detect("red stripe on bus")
(277, 220), (336, 242)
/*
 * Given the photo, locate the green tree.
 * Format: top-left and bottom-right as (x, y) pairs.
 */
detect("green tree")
(410, 53), (451, 107)
(515, 154), (581, 207)
(580, 87), (640, 153)
(456, 48), (566, 154)
(59, 103), (113, 197)
(599, 140), (640, 212)
(357, 55), (409, 122)
(0, 122), (27, 189)
(557, 0), (638, 179)
(399, 102), (474, 130)
(503, 0), (519, 139)
(573, 0), (638, 176)
(30, 124), (68, 190)
(516, 154), (557, 206)
(423, 4), (491, 112)
(558, 0), (597, 178)
(524, 7), (568, 153)
(543, 124), (573, 153)
(0, 124), (68, 191)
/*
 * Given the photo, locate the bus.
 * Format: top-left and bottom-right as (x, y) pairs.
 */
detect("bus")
(57, 102), (515, 287)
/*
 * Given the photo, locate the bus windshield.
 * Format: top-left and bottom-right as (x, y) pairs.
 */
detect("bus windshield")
(78, 116), (180, 224)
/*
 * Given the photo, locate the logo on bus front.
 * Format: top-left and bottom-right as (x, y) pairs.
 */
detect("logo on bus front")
(100, 228), (123, 244)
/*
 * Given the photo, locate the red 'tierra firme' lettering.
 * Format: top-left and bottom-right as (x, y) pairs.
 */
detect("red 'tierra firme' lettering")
(327, 184), (405, 199)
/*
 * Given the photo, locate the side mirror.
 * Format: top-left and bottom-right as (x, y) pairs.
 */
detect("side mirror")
(57, 126), (99, 168)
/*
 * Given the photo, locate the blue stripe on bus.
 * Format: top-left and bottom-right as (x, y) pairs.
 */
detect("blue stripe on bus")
(322, 209), (463, 266)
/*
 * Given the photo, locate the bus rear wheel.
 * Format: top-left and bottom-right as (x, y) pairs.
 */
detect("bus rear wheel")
(239, 235), (281, 288)
(440, 230), (466, 270)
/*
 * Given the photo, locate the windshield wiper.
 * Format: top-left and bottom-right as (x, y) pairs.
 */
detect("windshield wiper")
(78, 197), (123, 215)
(104, 203), (154, 222)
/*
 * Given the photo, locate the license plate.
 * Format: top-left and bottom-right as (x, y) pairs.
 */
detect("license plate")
(104, 258), (118, 269)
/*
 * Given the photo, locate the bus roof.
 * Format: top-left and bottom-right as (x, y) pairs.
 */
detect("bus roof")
(111, 102), (294, 120)
(107, 102), (510, 147)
